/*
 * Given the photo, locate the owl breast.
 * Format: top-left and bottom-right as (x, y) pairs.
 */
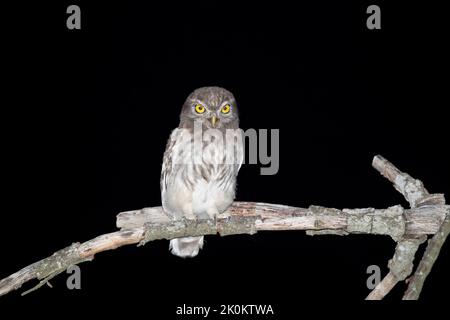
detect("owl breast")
(161, 128), (243, 220)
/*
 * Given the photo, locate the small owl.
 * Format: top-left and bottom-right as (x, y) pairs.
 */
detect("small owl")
(161, 87), (243, 258)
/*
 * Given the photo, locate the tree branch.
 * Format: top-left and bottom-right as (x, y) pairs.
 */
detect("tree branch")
(365, 156), (448, 300)
(0, 155), (447, 299)
(403, 210), (450, 299)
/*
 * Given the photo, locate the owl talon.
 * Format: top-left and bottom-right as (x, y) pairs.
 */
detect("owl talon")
(217, 212), (231, 220)
(184, 212), (197, 221)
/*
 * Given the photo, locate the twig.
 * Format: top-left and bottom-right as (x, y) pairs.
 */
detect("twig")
(366, 237), (426, 300)
(366, 272), (398, 300)
(371, 156), (445, 208)
(0, 228), (145, 297)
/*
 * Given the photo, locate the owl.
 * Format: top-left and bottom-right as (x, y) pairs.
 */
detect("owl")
(161, 87), (243, 258)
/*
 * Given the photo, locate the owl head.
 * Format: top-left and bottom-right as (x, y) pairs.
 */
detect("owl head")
(180, 87), (239, 129)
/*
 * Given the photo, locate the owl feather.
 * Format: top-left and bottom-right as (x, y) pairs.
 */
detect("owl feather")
(160, 87), (243, 257)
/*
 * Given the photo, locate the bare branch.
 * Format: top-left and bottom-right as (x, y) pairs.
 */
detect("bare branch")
(0, 155), (447, 300)
(366, 272), (398, 300)
(403, 210), (450, 300)
(117, 203), (445, 240)
(372, 155), (445, 208)
(366, 155), (448, 300)
(366, 237), (426, 300)
(0, 228), (145, 297)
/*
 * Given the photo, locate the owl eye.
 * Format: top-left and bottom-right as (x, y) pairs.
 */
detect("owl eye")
(194, 104), (206, 114)
(221, 104), (231, 114)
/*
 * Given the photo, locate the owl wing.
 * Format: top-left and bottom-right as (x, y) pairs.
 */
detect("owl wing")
(235, 128), (244, 174)
(161, 128), (195, 194)
(160, 128), (180, 196)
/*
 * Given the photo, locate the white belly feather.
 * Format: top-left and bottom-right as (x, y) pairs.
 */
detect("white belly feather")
(161, 128), (243, 220)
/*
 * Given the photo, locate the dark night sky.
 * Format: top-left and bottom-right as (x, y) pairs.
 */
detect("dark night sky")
(1, 0), (448, 315)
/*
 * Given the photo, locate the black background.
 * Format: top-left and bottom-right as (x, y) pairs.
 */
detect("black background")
(1, 0), (449, 315)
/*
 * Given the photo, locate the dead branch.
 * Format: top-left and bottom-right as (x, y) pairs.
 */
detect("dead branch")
(0, 155), (447, 299)
(403, 212), (450, 299)
(365, 156), (447, 300)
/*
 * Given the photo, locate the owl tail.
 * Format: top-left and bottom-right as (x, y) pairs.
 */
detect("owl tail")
(169, 236), (204, 258)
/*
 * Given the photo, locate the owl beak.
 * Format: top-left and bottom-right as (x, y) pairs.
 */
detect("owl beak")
(210, 115), (218, 128)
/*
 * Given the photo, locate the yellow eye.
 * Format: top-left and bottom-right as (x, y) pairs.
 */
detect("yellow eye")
(221, 104), (231, 114)
(195, 104), (205, 114)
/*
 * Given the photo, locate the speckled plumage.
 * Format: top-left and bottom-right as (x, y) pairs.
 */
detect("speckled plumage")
(161, 87), (243, 257)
